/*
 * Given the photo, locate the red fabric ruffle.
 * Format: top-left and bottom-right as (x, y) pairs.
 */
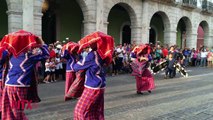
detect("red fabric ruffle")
(132, 44), (151, 55)
(0, 30), (42, 57)
(62, 42), (79, 54)
(78, 31), (114, 65)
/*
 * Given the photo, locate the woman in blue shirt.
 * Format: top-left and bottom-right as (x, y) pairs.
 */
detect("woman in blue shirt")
(2, 38), (49, 120)
(72, 32), (114, 120)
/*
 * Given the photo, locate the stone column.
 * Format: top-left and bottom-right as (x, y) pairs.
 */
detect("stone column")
(186, 32), (197, 49)
(33, 13), (43, 37)
(141, 1), (150, 44)
(18, 0), (43, 37)
(131, 26), (142, 44)
(22, 0), (34, 32)
(83, 20), (96, 35)
(164, 30), (177, 46)
(7, 0), (23, 33)
(7, 10), (23, 33)
(96, 0), (105, 33)
(141, 25), (150, 44)
(203, 27), (213, 47)
(204, 35), (213, 47)
(103, 22), (109, 34)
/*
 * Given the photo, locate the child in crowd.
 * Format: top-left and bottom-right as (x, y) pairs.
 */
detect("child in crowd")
(50, 57), (56, 82)
(43, 59), (51, 83)
(165, 53), (176, 79)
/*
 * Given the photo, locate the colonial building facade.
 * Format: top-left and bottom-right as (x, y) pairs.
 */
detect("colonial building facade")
(0, 0), (213, 49)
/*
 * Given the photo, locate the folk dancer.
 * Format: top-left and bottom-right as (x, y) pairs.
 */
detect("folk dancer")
(71, 31), (114, 120)
(0, 30), (49, 120)
(131, 44), (155, 94)
(62, 42), (83, 101)
(0, 47), (9, 118)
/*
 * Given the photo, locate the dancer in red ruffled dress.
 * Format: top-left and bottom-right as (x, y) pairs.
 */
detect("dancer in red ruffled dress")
(131, 44), (155, 94)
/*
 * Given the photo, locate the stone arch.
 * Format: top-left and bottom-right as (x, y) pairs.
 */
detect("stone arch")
(149, 11), (171, 32)
(105, 0), (142, 44)
(75, 0), (88, 17)
(105, 0), (140, 27)
(40, 0), (89, 43)
(107, 4), (131, 44)
(40, 0), (88, 20)
(149, 11), (171, 45)
(176, 16), (192, 33)
(198, 21), (209, 47)
(176, 16), (192, 48)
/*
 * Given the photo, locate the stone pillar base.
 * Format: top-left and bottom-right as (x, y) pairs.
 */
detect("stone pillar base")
(186, 33), (197, 49)
(204, 35), (213, 48)
(141, 25), (150, 44)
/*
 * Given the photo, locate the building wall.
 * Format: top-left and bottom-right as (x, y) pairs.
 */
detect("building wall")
(2, 0), (213, 48)
(143, 0), (213, 48)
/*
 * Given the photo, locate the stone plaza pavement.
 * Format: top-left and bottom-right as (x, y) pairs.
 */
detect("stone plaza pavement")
(26, 67), (213, 120)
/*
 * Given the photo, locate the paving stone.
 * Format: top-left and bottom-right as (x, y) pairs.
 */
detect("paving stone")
(25, 67), (213, 120)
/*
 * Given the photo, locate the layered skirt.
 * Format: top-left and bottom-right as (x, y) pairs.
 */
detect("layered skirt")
(64, 71), (76, 101)
(65, 70), (85, 100)
(1, 85), (40, 120)
(135, 69), (155, 92)
(74, 87), (105, 120)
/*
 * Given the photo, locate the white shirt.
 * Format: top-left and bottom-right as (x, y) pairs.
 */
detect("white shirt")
(116, 48), (124, 58)
(201, 51), (208, 58)
(45, 62), (51, 72)
(55, 57), (63, 70)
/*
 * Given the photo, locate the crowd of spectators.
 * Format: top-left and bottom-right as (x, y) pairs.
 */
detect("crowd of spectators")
(36, 40), (213, 83)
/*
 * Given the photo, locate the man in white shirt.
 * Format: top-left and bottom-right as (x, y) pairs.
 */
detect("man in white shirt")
(116, 44), (124, 72)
